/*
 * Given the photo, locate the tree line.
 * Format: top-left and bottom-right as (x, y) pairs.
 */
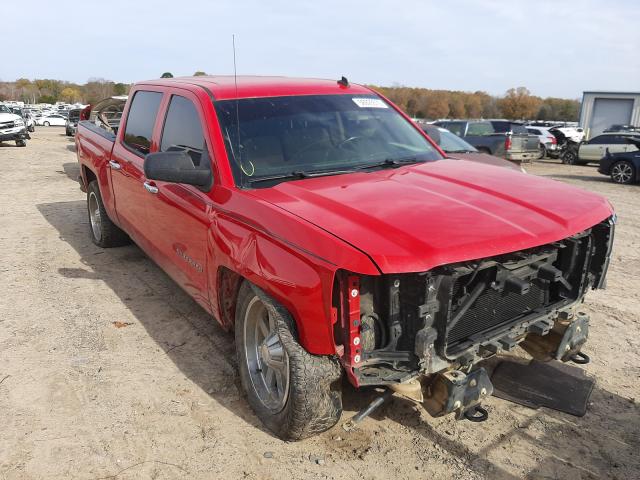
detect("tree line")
(371, 85), (579, 121)
(0, 76), (580, 121)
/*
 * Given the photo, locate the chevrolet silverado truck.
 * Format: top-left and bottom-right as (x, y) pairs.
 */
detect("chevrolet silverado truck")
(75, 76), (615, 440)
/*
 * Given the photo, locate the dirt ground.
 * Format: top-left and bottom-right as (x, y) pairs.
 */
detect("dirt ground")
(0, 128), (638, 480)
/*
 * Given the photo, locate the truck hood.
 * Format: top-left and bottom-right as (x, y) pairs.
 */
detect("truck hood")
(0, 112), (21, 122)
(250, 159), (613, 273)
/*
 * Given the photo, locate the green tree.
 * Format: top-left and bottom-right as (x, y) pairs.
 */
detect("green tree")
(60, 87), (82, 103)
(193, 71), (207, 76)
(161, 72), (174, 78)
(113, 83), (129, 95)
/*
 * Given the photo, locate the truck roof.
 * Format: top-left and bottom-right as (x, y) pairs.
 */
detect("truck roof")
(137, 75), (373, 100)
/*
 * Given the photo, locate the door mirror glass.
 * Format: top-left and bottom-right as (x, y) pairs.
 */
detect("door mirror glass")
(144, 151), (212, 188)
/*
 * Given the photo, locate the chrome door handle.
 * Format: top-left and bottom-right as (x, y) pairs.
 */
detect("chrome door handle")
(108, 160), (121, 170)
(143, 181), (159, 194)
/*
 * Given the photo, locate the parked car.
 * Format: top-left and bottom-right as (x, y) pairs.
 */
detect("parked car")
(550, 126), (584, 143)
(433, 120), (539, 162)
(9, 106), (36, 132)
(526, 126), (558, 158)
(598, 137), (640, 184)
(562, 132), (640, 165)
(37, 114), (67, 126)
(0, 104), (30, 146)
(603, 124), (640, 134)
(76, 76), (614, 440)
(65, 109), (81, 136)
(420, 124), (524, 172)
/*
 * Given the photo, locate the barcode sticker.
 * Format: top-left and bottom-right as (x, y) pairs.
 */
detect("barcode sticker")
(352, 98), (388, 109)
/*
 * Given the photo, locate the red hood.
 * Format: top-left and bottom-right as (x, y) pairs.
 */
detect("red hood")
(249, 160), (613, 274)
(447, 152), (522, 171)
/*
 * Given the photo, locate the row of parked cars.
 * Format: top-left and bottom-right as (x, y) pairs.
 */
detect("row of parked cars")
(0, 103), (83, 147)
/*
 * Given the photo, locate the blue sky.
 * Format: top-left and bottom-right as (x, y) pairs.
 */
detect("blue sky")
(4, 0), (638, 98)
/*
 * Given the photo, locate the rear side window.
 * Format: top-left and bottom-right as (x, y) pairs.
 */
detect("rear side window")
(160, 95), (207, 167)
(123, 90), (163, 155)
(467, 121), (495, 136)
(443, 121), (466, 136)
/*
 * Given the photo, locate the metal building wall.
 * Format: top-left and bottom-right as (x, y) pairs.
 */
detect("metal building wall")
(579, 92), (640, 139)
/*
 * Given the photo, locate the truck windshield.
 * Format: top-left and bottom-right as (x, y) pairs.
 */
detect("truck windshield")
(214, 94), (442, 187)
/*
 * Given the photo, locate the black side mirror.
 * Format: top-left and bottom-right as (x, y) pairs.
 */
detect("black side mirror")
(144, 151), (211, 188)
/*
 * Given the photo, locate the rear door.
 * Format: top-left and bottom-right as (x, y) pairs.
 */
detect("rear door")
(139, 90), (214, 308)
(109, 89), (164, 249)
(580, 135), (627, 161)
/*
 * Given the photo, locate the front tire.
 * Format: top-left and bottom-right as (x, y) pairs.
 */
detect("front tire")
(15, 139), (26, 147)
(87, 180), (130, 247)
(562, 150), (579, 165)
(43, 121), (50, 126)
(235, 281), (343, 440)
(610, 160), (635, 184)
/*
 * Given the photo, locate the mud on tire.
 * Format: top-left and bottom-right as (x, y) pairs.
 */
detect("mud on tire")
(235, 281), (343, 440)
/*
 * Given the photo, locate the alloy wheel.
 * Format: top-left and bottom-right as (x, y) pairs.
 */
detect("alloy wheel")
(88, 192), (102, 241)
(243, 296), (290, 412)
(611, 162), (633, 184)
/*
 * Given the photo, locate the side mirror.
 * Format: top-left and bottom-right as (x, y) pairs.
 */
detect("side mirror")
(144, 151), (211, 188)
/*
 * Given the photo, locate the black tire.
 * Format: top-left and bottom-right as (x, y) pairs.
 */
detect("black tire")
(235, 281), (343, 440)
(15, 139), (26, 147)
(610, 160), (635, 184)
(65, 129), (71, 137)
(476, 147), (491, 154)
(86, 180), (130, 247)
(43, 121), (50, 126)
(562, 150), (578, 165)
(28, 125), (35, 132)
(538, 145), (546, 159)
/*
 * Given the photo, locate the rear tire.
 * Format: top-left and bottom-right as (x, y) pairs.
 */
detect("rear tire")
(87, 180), (130, 247)
(476, 147), (491, 155)
(235, 281), (343, 440)
(562, 150), (578, 165)
(610, 160), (635, 184)
(538, 145), (546, 159)
(43, 121), (50, 126)
(15, 139), (26, 147)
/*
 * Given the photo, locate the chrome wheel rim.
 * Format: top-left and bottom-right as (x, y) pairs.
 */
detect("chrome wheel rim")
(243, 296), (289, 412)
(88, 192), (102, 241)
(612, 163), (632, 184)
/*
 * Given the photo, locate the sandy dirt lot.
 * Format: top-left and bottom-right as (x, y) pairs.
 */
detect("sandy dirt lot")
(0, 128), (638, 479)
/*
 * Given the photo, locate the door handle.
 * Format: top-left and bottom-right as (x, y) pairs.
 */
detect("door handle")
(108, 160), (122, 170)
(143, 181), (159, 194)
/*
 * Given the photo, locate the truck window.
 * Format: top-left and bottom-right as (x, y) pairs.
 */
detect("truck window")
(443, 122), (465, 137)
(160, 95), (208, 168)
(123, 91), (163, 155)
(467, 122), (494, 136)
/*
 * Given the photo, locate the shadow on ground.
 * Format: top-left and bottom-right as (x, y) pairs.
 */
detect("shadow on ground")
(37, 193), (640, 479)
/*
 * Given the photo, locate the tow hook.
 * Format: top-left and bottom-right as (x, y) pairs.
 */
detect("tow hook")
(463, 405), (489, 422)
(423, 368), (493, 421)
(569, 351), (590, 364)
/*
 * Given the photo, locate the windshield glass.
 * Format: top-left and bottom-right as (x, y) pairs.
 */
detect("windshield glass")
(214, 94), (442, 187)
(438, 129), (477, 152)
(0, 105), (10, 114)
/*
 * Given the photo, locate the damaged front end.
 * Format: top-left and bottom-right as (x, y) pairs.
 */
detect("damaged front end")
(334, 216), (615, 420)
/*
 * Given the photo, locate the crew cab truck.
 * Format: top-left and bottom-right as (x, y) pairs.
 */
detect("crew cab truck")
(76, 76), (615, 440)
(434, 120), (540, 163)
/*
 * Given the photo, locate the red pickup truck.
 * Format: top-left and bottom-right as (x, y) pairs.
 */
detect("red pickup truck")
(76, 76), (615, 440)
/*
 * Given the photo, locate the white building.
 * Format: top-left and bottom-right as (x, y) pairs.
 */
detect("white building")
(579, 91), (640, 139)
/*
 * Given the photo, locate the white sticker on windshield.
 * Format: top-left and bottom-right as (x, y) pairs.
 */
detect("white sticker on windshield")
(352, 97), (388, 109)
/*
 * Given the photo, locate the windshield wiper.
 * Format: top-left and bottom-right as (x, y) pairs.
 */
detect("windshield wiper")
(246, 168), (355, 184)
(355, 156), (424, 171)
